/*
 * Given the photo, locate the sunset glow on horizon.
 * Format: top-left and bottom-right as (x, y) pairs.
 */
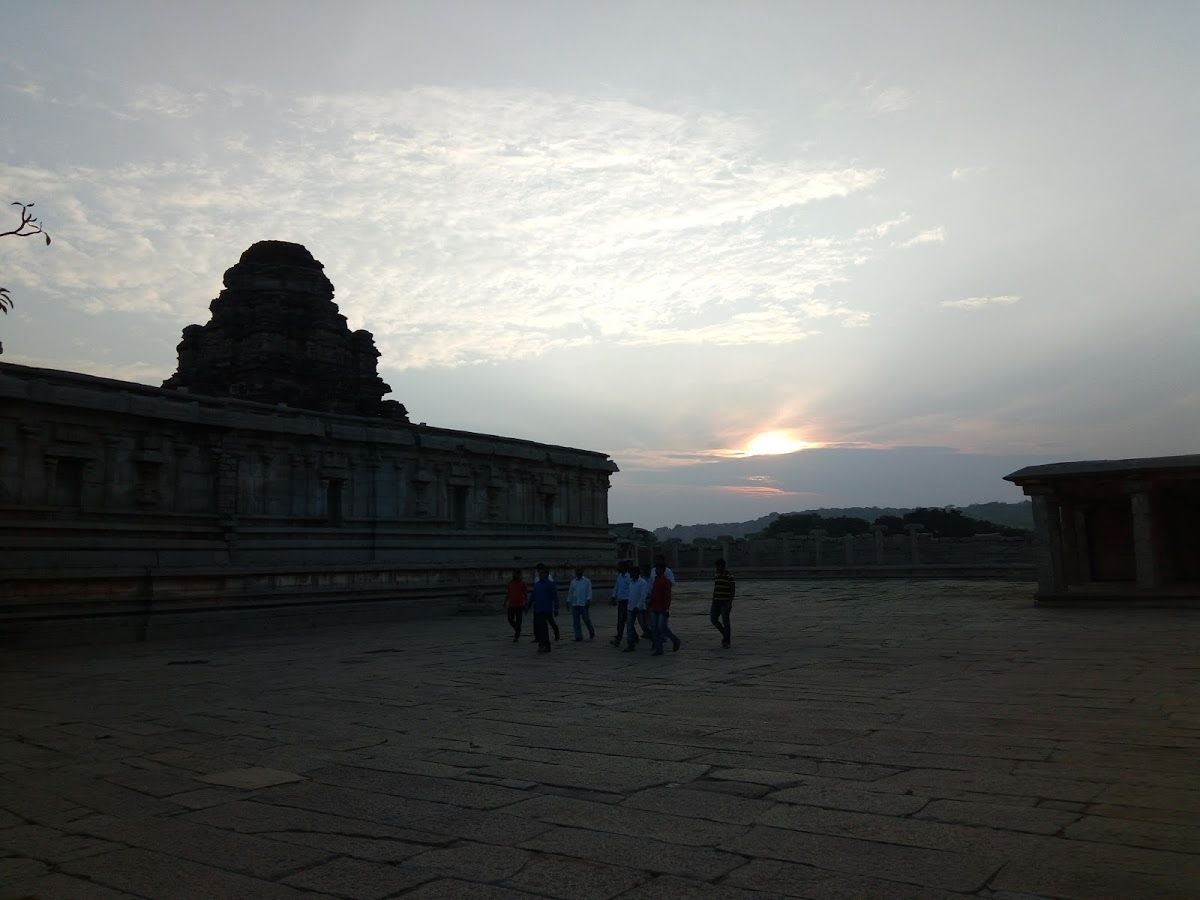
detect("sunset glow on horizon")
(738, 430), (820, 458)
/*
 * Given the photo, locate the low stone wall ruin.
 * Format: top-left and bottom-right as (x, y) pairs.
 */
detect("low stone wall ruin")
(0, 362), (617, 645)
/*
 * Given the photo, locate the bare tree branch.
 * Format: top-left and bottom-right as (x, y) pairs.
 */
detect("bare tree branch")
(1, 200), (53, 354)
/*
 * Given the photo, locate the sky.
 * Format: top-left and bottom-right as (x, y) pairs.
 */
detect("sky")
(2, 2), (1197, 529)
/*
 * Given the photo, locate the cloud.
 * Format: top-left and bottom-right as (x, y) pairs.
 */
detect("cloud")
(951, 166), (989, 181)
(863, 83), (914, 115)
(610, 448), (728, 470)
(130, 84), (207, 118)
(719, 485), (806, 496)
(857, 213), (911, 238)
(5, 84), (906, 368)
(941, 295), (1021, 310)
(898, 226), (946, 248)
(820, 78), (915, 118)
(2, 351), (169, 384)
(5, 81), (46, 101)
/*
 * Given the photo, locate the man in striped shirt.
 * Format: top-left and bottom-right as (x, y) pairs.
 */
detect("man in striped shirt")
(711, 558), (735, 649)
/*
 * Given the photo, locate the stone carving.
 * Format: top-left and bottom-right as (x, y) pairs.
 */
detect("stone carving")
(163, 240), (408, 419)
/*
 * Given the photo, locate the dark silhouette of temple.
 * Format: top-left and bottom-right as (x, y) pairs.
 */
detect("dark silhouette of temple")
(163, 241), (407, 419)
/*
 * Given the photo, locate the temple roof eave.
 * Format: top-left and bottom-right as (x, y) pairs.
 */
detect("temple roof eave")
(1005, 454), (1200, 485)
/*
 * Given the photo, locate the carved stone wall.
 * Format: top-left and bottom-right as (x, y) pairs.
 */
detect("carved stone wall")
(0, 362), (618, 645)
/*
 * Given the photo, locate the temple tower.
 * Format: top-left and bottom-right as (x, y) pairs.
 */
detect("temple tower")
(163, 241), (407, 419)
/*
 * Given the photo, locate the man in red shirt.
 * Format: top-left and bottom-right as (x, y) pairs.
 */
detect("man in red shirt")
(504, 569), (528, 642)
(648, 569), (681, 656)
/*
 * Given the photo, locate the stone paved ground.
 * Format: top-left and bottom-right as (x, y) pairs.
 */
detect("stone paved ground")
(2, 580), (1198, 900)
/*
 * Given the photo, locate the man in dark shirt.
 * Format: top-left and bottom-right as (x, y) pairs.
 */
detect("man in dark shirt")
(530, 564), (558, 654)
(711, 558), (735, 648)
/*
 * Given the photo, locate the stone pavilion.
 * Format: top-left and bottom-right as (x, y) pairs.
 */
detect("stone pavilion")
(1005, 454), (1200, 604)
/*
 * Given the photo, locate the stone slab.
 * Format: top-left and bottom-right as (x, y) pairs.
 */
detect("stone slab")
(196, 766), (306, 790)
(403, 880), (540, 899)
(68, 812), (332, 880)
(729, 825), (1001, 893)
(60, 847), (339, 900)
(521, 826), (745, 880)
(915, 798), (1081, 834)
(615, 873), (793, 899)
(767, 781), (928, 816)
(622, 784), (773, 825)
(403, 840), (531, 882)
(0, 871), (144, 900)
(504, 794), (742, 847)
(502, 852), (649, 899)
(281, 856), (434, 898)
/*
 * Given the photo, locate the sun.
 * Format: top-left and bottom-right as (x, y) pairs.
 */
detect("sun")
(741, 430), (815, 457)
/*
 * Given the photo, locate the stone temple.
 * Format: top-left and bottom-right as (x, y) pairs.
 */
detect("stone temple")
(162, 241), (406, 419)
(0, 241), (618, 645)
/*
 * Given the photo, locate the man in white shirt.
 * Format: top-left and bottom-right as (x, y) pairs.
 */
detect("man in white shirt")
(567, 566), (595, 641)
(652, 553), (676, 584)
(622, 565), (651, 651)
(609, 561), (632, 647)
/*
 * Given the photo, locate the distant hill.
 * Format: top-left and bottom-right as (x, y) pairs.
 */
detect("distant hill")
(653, 501), (1032, 542)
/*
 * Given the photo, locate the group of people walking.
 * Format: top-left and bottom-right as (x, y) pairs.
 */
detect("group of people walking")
(504, 554), (735, 655)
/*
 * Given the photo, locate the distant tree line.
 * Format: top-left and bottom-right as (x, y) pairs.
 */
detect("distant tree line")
(755, 507), (1029, 540)
(653, 501), (1033, 542)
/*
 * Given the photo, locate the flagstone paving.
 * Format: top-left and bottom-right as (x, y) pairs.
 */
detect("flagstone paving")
(1, 579), (1197, 899)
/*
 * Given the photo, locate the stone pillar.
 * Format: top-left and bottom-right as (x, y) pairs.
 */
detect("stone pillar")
(173, 446), (190, 512)
(287, 453), (304, 516)
(906, 524), (922, 566)
(396, 460), (411, 520)
(720, 540), (731, 563)
(1127, 482), (1162, 590)
(577, 476), (589, 525)
(1072, 507), (1092, 584)
(810, 529), (825, 565)
(366, 457), (380, 520)
(1029, 492), (1066, 595)
(257, 449), (272, 515)
(592, 476), (602, 525)
(304, 453), (319, 516)
(102, 434), (125, 507)
(19, 424), (41, 504)
(843, 534), (854, 566)
(44, 456), (59, 506)
(410, 471), (432, 517)
(872, 525), (886, 565)
(696, 545), (705, 569)
(1057, 501), (1084, 585)
(213, 449), (240, 523)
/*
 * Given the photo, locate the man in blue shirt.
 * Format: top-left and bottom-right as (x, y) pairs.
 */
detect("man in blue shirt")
(609, 560), (632, 647)
(530, 564), (559, 654)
